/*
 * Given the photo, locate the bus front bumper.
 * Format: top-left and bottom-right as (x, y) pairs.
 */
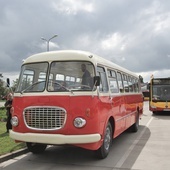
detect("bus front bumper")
(10, 130), (101, 145)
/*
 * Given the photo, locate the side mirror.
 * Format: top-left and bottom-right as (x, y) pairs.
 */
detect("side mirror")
(7, 78), (10, 87)
(94, 76), (100, 86)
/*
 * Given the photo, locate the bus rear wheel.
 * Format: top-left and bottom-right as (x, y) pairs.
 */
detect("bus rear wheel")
(26, 142), (47, 154)
(153, 111), (157, 115)
(130, 112), (139, 132)
(95, 122), (113, 159)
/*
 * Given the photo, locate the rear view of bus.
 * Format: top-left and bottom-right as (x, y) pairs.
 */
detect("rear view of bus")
(149, 78), (170, 114)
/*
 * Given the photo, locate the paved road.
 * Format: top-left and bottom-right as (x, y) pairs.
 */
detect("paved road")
(1, 101), (170, 170)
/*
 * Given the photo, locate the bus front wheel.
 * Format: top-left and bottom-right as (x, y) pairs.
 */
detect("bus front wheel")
(26, 142), (47, 154)
(95, 122), (113, 159)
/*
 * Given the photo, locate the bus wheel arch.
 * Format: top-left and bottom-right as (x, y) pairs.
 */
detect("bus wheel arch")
(95, 118), (114, 159)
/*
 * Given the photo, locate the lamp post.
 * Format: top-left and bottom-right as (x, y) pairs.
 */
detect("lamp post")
(41, 34), (58, 51)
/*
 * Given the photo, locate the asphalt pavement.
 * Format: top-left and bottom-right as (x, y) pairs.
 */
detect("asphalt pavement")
(0, 148), (28, 163)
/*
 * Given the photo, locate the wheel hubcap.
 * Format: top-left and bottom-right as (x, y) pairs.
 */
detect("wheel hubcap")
(104, 127), (111, 151)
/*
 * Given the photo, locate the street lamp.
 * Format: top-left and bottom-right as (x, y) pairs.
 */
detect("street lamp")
(41, 34), (58, 51)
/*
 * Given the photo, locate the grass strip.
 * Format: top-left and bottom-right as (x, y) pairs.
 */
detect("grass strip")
(0, 109), (26, 156)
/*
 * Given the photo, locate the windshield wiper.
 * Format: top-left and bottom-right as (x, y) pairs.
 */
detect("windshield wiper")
(21, 81), (46, 94)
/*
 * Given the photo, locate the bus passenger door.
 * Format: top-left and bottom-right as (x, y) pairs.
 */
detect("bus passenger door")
(97, 66), (113, 134)
(111, 94), (126, 137)
(114, 72), (127, 135)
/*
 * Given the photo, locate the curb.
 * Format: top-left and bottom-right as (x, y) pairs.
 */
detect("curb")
(0, 148), (29, 163)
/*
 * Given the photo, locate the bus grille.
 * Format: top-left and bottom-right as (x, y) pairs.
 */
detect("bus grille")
(23, 106), (66, 130)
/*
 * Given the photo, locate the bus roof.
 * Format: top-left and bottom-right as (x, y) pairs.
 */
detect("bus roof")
(23, 50), (138, 78)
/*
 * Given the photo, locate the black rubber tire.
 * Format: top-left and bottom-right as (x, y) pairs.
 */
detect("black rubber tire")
(130, 112), (139, 133)
(153, 111), (157, 115)
(95, 122), (113, 159)
(26, 142), (47, 154)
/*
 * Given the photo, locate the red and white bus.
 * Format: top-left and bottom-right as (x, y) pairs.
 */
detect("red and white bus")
(10, 50), (143, 158)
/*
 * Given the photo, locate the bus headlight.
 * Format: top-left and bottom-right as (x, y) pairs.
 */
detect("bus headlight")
(11, 116), (19, 127)
(74, 117), (86, 128)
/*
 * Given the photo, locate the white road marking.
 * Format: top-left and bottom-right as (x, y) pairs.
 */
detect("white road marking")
(114, 117), (154, 168)
(0, 154), (27, 167)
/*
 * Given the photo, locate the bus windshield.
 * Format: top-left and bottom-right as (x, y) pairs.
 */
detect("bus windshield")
(16, 62), (48, 92)
(152, 79), (170, 101)
(16, 61), (95, 93)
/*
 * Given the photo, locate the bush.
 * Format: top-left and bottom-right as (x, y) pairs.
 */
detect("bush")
(0, 107), (6, 121)
(0, 106), (5, 110)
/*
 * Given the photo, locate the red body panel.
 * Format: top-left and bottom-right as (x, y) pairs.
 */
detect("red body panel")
(12, 93), (143, 150)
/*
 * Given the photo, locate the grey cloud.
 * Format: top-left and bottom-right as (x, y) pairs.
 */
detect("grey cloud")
(1, 0), (170, 82)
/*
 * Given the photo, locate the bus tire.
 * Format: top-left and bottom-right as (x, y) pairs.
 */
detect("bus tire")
(26, 142), (47, 154)
(130, 112), (139, 133)
(95, 122), (113, 159)
(153, 111), (157, 115)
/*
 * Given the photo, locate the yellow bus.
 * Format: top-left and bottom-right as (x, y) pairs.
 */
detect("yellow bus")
(149, 77), (170, 114)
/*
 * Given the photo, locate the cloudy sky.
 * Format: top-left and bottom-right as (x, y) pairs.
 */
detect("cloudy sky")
(1, 0), (170, 83)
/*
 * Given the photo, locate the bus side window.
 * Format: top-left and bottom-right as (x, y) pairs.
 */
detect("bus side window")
(117, 72), (124, 93)
(134, 79), (139, 92)
(107, 70), (119, 93)
(131, 77), (136, 92)
(97, 66), (109, 92)
(128, 76), (134, 92)
(123, 74), (129, 93)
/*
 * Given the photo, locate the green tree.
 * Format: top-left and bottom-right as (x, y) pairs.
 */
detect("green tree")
(0, 74), (6, 98)
(0, 80), (5, 97)
(0, 74), (13, 98)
